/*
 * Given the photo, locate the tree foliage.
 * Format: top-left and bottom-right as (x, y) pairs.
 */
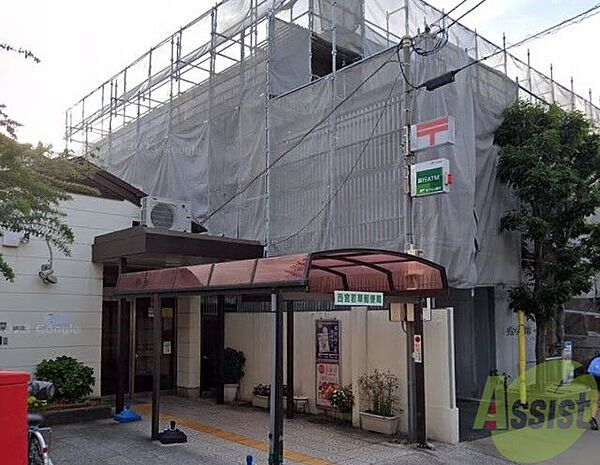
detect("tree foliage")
(1, 43), (98, 281)
(0, 133), (97, 281)
(495, 100), (600, 360)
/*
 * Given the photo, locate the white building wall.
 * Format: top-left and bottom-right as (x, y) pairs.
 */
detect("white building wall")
(225, 307), (459, 443)
(0, 194), (139, 396)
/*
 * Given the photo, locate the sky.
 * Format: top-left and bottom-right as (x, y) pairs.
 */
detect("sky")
(1, 0), (598, 150)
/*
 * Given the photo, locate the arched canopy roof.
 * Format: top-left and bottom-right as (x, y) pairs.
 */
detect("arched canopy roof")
(115, 249), (447, 298)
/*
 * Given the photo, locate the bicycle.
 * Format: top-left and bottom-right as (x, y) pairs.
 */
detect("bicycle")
(28, 380), (55, 465)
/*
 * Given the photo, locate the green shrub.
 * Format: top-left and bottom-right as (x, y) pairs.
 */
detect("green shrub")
(35, 356), (95, 403)
(224, 347), (246, 384)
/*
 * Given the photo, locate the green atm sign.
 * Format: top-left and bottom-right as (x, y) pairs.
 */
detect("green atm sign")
(410, 158), (451, 197)
(334, 291), (384, 307)
(416, 167), (443, 195)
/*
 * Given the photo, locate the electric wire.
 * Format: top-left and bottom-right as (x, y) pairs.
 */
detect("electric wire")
(430, 0), (471, 28)
(269, 74), (402, 247)
(396, 45), (420, 89)
(205, 3), (600, 228)
(411, 26), (449, 57)
(201, 55), (397, 226)
(413, 0), (490, 58)
(437, 2), (600, 83)
(445, 0), (490, 30)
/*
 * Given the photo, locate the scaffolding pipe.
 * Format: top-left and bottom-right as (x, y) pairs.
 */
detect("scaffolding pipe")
(177, 29), (183, 96)
(265, 10), (274, 251)
(64, 111), (69, 150)
(329, 0), (338, 249)
(518, 310), (527, 406)
(206, 6), (217, 231)
(527, 49), (532, 102)
(147, 48), (153, 103)
(100, 84), (105, 134)
(550, 64), (555, 103)
(122, 68), (128, 127)
(502, 33), (508, 76)
(108, 81), (114, 133)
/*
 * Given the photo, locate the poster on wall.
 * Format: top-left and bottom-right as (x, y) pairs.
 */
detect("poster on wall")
(316, 319), (340, 361)
(315, 319), (340, 408)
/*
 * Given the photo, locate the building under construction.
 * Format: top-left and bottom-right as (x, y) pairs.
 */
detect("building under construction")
(65, 0), (600, 420)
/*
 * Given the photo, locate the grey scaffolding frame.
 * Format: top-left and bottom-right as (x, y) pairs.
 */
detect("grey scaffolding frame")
(65, 0), (600, 249)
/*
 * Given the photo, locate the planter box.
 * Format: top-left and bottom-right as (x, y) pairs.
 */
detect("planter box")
(359, 412), (400, 435)
(34, 403), (112, 426)
(252, 395), (288, 410)
(224, 384), (239, 403)
(253, 395), (270, 409)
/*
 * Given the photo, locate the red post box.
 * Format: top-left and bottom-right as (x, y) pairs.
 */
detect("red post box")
(0, 371), (29, 465)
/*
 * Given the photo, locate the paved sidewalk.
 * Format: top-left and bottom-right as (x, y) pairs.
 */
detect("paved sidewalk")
(50, 396), (513, 465)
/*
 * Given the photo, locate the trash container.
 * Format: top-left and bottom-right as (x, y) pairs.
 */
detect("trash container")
(0, 371), (30, 465)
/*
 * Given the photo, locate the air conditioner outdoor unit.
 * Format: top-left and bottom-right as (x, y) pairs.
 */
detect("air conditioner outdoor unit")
(141, 196), (192, 232)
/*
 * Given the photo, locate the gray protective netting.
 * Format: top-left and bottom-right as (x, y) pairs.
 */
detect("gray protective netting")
(88, 0), (600, 289)
(268, 46), (520, 287)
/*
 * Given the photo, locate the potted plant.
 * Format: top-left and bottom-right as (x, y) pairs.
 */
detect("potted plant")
(252, 384), (271, 409)
(358, 369), (401, 435)
(252, 384), (288, 409)
(223, 347), (246, 403)
(329, 384), (354, 422)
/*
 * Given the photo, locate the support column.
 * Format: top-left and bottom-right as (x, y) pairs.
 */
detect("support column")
(115, 257), (128, 414)
(269, 293), (284, 465)
(216, 295), (225, 405)
(351, 306), (367, 428)
(176, 297), (202, 399)
(406, 305), (416, 442)
(286, 301), (294, 419)
(413, 301), (427, 447)
(151, 295), (163, 440)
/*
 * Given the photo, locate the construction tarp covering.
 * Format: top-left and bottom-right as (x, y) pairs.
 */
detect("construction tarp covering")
(92, 0), (575, 289)
(268, 46), (519, 288)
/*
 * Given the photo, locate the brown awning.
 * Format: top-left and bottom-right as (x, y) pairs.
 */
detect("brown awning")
(115, 249), (447, 297)
(93, 226), (264, 268)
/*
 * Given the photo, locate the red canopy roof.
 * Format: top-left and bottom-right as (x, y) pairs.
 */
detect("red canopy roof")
(115, 249), (447, 297)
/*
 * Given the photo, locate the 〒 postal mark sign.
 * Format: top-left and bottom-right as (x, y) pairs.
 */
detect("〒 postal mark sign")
(410, 116), (455, 151)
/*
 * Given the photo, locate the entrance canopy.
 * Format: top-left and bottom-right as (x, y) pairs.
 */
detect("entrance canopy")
(115, 249), (447, 297)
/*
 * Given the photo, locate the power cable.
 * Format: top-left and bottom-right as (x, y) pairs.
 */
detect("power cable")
(434, 2), (600, 85)
(201, 55), (397, 225)
(430, 0), (471, 28)
(445, 0), (490, 30)
(269, 75), (402, 247)
(396, 45), (420, 89)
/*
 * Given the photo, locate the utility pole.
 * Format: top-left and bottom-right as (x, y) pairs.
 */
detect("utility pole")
(401, 30), (428, 448)
(402, 36), (414, 253)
